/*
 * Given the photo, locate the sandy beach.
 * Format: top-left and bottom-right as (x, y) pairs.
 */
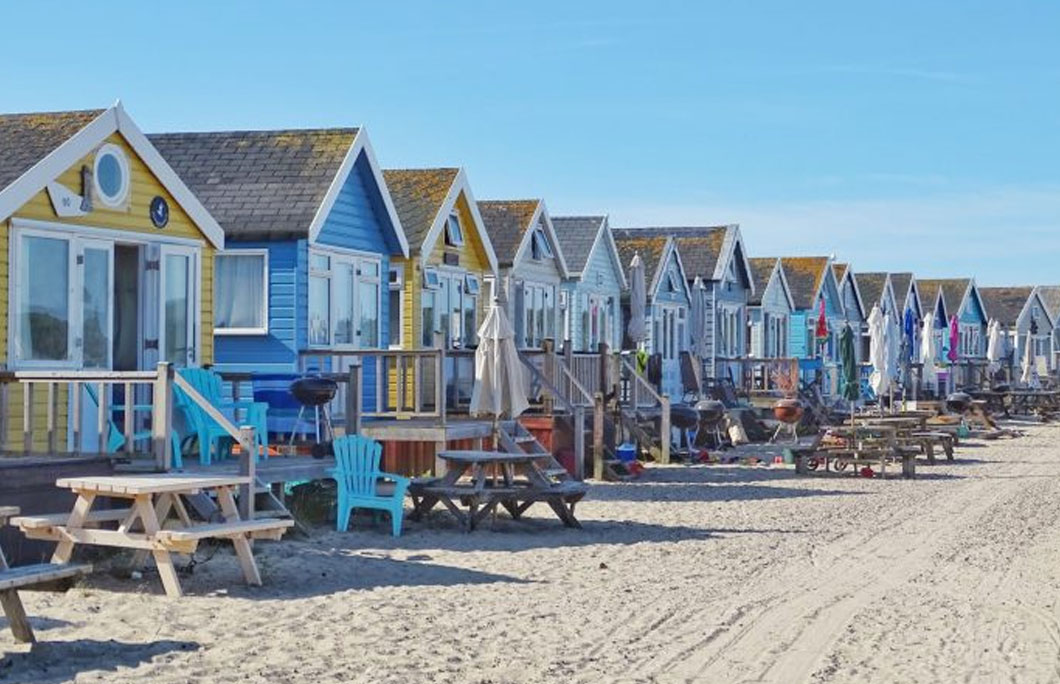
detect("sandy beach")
(4, 423), (1060, 683)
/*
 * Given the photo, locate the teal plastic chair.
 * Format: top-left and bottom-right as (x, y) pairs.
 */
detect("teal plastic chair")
(330, 435), (410, 536)
(174, 368), (269, 465)
(84, 384), (183, 467)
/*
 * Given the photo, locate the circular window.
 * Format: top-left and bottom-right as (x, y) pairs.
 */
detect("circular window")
(93, 143), (130, 208)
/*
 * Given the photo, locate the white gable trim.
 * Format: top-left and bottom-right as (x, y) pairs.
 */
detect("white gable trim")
(420, 168), (499, 276)
(307, 128), (410, 258)
(650, 238), (693, 304)
(813, 257), (844, 316)
(712, 225), (756, 298)
(510, 200), (570, 279)
(597, 217), (628, 290)
(0, 103), (225, 249)
(772, 259), (796, 311)
(841, 269), (867, 319)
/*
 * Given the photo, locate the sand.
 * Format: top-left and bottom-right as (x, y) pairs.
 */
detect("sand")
(4, 423), (1060, 683)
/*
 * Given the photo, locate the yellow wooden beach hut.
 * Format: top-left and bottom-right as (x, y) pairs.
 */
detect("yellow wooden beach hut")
(0, 103), (225, 449)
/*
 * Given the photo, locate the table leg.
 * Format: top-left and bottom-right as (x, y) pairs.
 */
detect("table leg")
(216, 486), (262, 586)
(52, 492), (96, 564)
(133, 495), (183, 598)
(0, 545), (33, 643)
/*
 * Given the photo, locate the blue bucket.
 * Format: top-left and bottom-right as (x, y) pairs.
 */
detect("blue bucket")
(616, 442), (637, 463)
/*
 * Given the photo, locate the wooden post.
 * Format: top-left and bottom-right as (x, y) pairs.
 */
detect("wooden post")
(345, 359), (362, 436)
(573, 404), (585, 480)
(123, 382), (134, 454)
(659, 394), (671, 464)
(22, 383), (33, 455)
(598, 342), (610, 398)
(592, 392), (605, 480)
(46, 383), (56, 454)
(238, 425), (257, 522)
(152, 362), (174, 471)
(435, 330), (447, 424)
(0, 382), (8, 454)
(564, 340), (574, 400)
(96, 382), (108, 454)
(542, 339), (555, 411)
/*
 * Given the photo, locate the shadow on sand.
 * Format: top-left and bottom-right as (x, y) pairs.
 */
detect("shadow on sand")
(0, 638), (199, 684)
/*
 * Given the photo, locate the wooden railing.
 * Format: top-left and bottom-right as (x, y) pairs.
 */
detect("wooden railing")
(516, 349), (590, 480)
(616, 353), (670, 465)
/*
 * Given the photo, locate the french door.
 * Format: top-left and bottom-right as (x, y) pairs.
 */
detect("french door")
(160, 245), (198, 367)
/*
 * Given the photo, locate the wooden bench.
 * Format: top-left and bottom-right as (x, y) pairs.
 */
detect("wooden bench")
(155, 518), (293, 546)
(13, 508), (135, 530)
(796, 448), (917, 479)
(0, 506), (91, 643)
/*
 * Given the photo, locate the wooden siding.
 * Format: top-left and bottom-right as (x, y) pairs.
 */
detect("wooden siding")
(503, 215), (562, 348)
(749, 271), (792, 358)
(6, 132), (216, 366)
(565, 232), (624, 350)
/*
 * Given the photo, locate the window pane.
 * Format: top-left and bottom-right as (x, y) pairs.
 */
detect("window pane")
(463, 296), (476, 347)
(361, 261), (379, 278)
(164, 254), (190, 366)
(82, 248), (110, 368)
(389, 290), (402, 346)
(359, 280), (379, 348)
(310, 253), (329, 272)
(214, 254), (265, 329)
(309, 274), (330, 345)
(421, 291), (435, 347)
(20, 236), (69, 361)
(333, 264), (354, 345)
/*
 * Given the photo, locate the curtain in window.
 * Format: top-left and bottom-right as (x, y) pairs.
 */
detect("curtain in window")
(215, 254), (265, 329)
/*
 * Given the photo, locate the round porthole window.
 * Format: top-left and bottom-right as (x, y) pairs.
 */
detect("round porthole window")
(93, 143), (130, 208)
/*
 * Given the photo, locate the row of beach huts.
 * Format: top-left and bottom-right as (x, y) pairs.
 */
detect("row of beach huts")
(0, 103), (1055, 480)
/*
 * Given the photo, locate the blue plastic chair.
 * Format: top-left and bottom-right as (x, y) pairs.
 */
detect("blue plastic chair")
(330, 435), (410, 536)
(173, 368), (269, 465)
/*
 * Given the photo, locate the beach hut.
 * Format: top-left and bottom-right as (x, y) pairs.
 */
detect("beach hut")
(0, 104), (225, 452)
(746, 257), (793, 359)
(978, 287), (1055, 377)
(151, 126), (410, 424)
(611, 234), (692, 398)
(833, 263), (867, 363)
(917, 278), (988, 388)
(854, 273), (901, 362)
(552, 216), (626, 353)
(477, 200), (569, 351)
(1038, 285), (1060, 373)
(381, 168), (499, 408)
(612, 226), (754, 386)
(777, 257), (845, 393)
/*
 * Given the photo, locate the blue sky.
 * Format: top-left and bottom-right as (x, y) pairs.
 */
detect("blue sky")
(4, 1), (1059, 284)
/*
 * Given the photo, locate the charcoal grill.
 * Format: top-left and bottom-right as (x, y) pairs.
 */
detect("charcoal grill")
(288, 376), (339, 458)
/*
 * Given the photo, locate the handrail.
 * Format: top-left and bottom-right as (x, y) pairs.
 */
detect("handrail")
(616, 354), (670, 464)
(516, 349), (587, 479)
(517, 350), (575, 414)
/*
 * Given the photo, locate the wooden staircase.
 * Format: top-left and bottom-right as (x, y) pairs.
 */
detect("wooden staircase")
(496, 420), (573, 483)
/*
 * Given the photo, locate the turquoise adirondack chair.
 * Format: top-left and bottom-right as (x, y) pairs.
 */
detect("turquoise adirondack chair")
(173, 368), (269, 466)
(84, 384), (183, 468)
(330, 435), (410, 536)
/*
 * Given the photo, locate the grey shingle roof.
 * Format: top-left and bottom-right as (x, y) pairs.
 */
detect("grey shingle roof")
(552, 216), (604, 275)
(612, 233), (669, 290)
(918, 278), (971, 318)
(149, 128), (358, 240)
(890, 273), (914, 306)
(778, 257), (831, 310)
(613, 226), (728, 281)
(747, 257), (778, 306)
(978, 286), (1033, 326)
(0, 109), (105, 191)
(1039, 286), (1060, 323)
(477, 199), (540, 267)
(855, 273), (889, 311)
(381, 168), (460, 253)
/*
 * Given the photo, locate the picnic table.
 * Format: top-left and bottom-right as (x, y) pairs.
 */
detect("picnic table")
(13, 475), (292, 598)
(799, 424), (917, 478)
(854, 414), (954, 463)
(408, 451), (588, 531)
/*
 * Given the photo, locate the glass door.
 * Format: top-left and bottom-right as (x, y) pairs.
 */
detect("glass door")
(78, 239), (114, 370)
(160, 245), (198, 367)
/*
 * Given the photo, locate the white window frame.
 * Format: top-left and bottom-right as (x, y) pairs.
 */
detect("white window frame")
(307, 246), (383, 351)
(93, 143), (131, 209)
(388, 265), (405, 350)
(444, 213), (464, 247)
(214, 249), (269, 336)
(530, 228), (553, 261)
(518, 280), (557, 348)
(160, 244), (201, 368)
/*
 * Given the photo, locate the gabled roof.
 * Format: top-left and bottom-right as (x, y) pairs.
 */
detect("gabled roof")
(918, 278), (974, 320)
(1039, 286), (1060, 324)
(612, 233), (689, 301)
(478, 199), (569, 277)
(747, 257), (793, 309)
(855, 273), (889, 311)
(150, 127), (407, 255)
(889, 273), (921, 316)
(611, 225), (753, 294)
(777, 256), (835, 311)
(382, 167), (498, 273)
(833, 263), (865, 319)
(552, 216), (627, 289)
(978, 286), (1035, 327)
(0, 103), (224, 248)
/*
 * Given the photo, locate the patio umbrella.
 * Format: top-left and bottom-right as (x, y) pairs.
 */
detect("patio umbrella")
(814, 298), (829, 346)
(627, 254), (646, 347)
(986, 319), (1004, 376)
(690, 277), (708, 358)
(885, 311), (900, 385)
(839, 323), (860, 403)
(1021, 330), (1037, 387)
(920, 312), (938, 392)
(868, 305), (890, 398)
(470, 298), (530, 437)
(902, 308), (916, 361)
(947, 314), (959, 363)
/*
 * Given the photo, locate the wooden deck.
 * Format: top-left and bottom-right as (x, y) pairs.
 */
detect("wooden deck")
(179, 456), (336, 485)
(358, 417), (494, 443)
